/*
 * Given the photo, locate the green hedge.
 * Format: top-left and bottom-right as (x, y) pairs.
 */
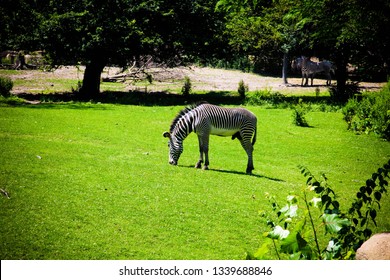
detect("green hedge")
(343, 81), (390, 140)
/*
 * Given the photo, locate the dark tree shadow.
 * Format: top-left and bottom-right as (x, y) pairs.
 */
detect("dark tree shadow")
(16, 90), (244, 107)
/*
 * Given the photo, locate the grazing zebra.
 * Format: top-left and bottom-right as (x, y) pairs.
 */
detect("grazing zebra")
(300, 56), (334, 86)
(163, 102), (257, 174)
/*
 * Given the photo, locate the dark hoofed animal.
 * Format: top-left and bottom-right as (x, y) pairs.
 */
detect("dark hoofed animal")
(163, 102), (257, 174)
(292, 56), (335, 86)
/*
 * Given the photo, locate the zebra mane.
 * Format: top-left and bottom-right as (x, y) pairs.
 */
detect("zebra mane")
(169, 101), (208, 133)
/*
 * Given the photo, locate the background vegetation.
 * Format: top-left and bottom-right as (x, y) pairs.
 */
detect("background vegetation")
(343, 81), (390, 140)
(1, 0), (389, 97)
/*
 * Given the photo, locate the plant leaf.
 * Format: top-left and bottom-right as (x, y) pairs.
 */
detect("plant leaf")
(281, 231), (313, 259)
(310, 197), (322, 208)
(322, 214), (350, 234)
(252, 239), (272, 260)
(279, 203), (298, 218)
(266, 225), (290, 240)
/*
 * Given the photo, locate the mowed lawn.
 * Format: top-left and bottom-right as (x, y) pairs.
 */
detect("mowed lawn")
(0, 103), (389, 259)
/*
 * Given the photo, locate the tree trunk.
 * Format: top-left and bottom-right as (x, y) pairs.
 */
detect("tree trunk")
(282, 52), (289, 84)
(334, 48), (349, 101)
(79, 57), (107, 99)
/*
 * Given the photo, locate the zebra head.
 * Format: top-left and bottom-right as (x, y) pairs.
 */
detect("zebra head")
(291, 57), (302, 71)
(163, 131), (183, 165)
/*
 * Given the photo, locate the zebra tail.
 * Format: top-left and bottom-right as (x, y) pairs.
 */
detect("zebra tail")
(252, 126), (257, 146)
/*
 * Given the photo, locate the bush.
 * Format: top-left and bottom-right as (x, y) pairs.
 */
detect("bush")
(292, 99), (310, 127)
(238, 79), (248, 98)
(0, 76), (13, 97)
(342, 81), (390, 140)
(181, 76), (192, 96)
(244, 89), (285, 107)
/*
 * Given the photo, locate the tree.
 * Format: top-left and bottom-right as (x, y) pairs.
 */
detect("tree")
(0, 0), (44, 51)
(291, 0), (390, 98)
(216, 0), (302, 81)
(217, 0), (390, 97)
(38, 0), (225, 98)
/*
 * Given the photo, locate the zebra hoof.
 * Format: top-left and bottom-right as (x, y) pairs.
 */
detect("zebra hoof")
(195, 162), (202, 169)
(246, 168), (254, 174)
(203, 165), (209, 170)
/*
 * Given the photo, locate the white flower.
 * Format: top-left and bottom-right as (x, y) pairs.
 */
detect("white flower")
(311, 197), (322, 208)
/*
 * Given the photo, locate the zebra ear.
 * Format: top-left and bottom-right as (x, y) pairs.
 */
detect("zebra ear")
(163, 132), (171, 138)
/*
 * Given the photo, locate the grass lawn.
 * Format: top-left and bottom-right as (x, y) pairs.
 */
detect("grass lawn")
(0, 102), (389, 259)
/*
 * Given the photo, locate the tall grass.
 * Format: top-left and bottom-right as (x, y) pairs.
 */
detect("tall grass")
(0, 104), (389, 259)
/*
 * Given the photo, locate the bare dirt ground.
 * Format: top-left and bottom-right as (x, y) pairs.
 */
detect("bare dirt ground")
(9, 65), (386, 95)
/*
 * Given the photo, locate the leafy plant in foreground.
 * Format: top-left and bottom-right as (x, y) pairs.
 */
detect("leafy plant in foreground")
(248, 160), (390, 260)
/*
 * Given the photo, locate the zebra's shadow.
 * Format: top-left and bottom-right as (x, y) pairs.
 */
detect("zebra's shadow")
(179, 165), (285, 182)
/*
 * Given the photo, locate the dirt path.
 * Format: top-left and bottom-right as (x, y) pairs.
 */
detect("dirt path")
(9, 65), (385, 95)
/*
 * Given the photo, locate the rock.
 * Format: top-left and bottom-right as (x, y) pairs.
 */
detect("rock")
(356, 233), (390, 260)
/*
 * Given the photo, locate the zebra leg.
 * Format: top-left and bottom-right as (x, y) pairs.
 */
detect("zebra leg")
(326, 73), (331, 85)
(239, 138), (254, 174)
(302, 74), (309, 87)
(196, 134), (210, 170)
(195, 134), (203, 169)
(202, 136), (210, 170)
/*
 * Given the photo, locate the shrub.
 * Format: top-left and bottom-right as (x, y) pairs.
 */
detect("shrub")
(238, 79), (248, 98)
(292, 99), (310, 127)
(181, 76), (192, 96)
(0, 76), (13, 97)
(342, 81), (390, 140)
(245, 89), (285, 107)
(248, 160), (390, 260)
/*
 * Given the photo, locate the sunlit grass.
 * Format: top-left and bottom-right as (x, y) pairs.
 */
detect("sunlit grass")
(0, 104), (389, 259)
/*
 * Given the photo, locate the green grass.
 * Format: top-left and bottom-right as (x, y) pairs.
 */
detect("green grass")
(0, 103), (389, 259)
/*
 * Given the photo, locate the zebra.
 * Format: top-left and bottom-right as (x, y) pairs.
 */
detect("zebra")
(291, 57), (303, 73)
(300, 56), (334, 86)
(163, 102), (257, 174)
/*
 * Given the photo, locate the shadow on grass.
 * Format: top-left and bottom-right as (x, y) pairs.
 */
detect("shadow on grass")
(209, 168), (285, 182)
(10, 88), (347, 109)
(16, 90), (244, 107)
(179, 164), (285, 182)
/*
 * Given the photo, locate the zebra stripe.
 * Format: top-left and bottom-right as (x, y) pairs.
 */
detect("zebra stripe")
(163, 102), (257, 174)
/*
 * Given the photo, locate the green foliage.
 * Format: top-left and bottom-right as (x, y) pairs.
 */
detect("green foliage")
(0, 95), (25, 106)
(237, 79), (248, 98)
(251, 161), (390, 260)
(244, 89), (286, 107)
(292, 99), (310, 127)
(342, 81), (390, 140)
(0, 76), (13, 97)
(338, 161), (390, 256)
(181, 76), (192, 96)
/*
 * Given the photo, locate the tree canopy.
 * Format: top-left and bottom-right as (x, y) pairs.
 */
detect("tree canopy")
(2, 0), (227, 97)
(1, 0), (389, 98)
(216, 0), (390, 96)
